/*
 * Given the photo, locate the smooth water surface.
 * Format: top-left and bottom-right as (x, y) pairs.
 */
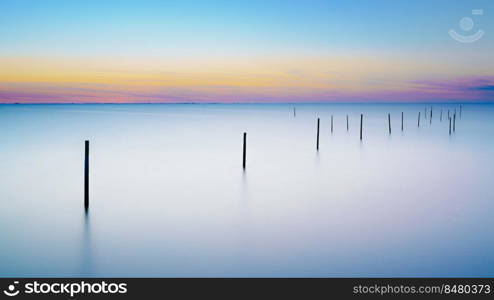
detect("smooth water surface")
(1, 103), (493, 277)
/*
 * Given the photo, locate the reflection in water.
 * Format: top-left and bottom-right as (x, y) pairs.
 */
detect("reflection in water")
(235, 168), (251, 265)
(241, 170), (249, 203)
(79, 210), (92, 276)
(314, 150), (320, 163)
(239, 169), (250, 222)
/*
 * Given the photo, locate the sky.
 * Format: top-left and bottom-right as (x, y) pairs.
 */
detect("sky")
(0, 0), (493, 103)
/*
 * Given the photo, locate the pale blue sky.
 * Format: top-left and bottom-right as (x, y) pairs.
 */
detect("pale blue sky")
(1, 0), (492, 56)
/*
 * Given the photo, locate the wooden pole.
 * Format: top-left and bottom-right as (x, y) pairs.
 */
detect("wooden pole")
(316, 118), (320, 150)
(293, 107), (296, 117)
(388, 113), (391, 134)
(440, 109), (443, 122)
(331, 115), (333, 133)
(84, 140), (89, 211)
(460, 105), (462, 119)
(401, 112), (404, 131)
(430, 107), (432, 124)
(346, 115), (349, 132)
(453, 114), (456, 132)
(360, 114), (363, 141)
(242, 132), (247, 169)
(449, 117), (452, 135)
(418, 112), (420, 127)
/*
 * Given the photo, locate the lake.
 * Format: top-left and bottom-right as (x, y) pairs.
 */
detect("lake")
(1, 103), (493, 277)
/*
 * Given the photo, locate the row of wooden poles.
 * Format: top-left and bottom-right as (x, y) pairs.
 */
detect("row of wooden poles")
(315, 106), (461, 150)
(83, 105), (461, 210)
(83, 135), (247, 210)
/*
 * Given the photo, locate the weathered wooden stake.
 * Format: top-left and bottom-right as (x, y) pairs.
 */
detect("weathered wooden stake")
(293, 107), (296, 117)
(346, 115), (349, 131)
(243, 132), (247, 169)
(316, 118), (320, 150)
(449, 117), (452, 135)
(401, 112), (404, 131)
(388, 113), (391, 134)
(460, 105), (462, 119)
(418, 112), (421, 127)
(430, 107), (432, 124)
(84, 140), (89, 211)
(440, 109), (443, 122)
(331, 115), (334, 133)
(360, 114), (363, 141)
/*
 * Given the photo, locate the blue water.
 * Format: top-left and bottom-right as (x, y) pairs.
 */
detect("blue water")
(0, 103), (493, 277)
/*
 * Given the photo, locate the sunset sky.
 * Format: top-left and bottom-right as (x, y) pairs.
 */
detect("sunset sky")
(1, 0), (493, 103)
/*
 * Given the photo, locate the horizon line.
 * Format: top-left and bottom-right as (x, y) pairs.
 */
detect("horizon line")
(0, 101), (491, 105)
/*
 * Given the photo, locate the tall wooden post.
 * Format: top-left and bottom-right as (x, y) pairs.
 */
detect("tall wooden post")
(401, 112), (404, 131)
(84, 140), (89, 211)
(418, 112), (421, 127)
(360, 114), (363, 141)
(388, 113), (391, 134)
(242, 133), (247, 169)
(316, 118), (320, 150)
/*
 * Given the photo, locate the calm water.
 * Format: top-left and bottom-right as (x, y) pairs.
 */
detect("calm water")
(1, 103), (493, 277)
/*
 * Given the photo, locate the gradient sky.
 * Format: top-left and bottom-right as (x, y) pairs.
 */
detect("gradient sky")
(1, 0), (493, 103)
